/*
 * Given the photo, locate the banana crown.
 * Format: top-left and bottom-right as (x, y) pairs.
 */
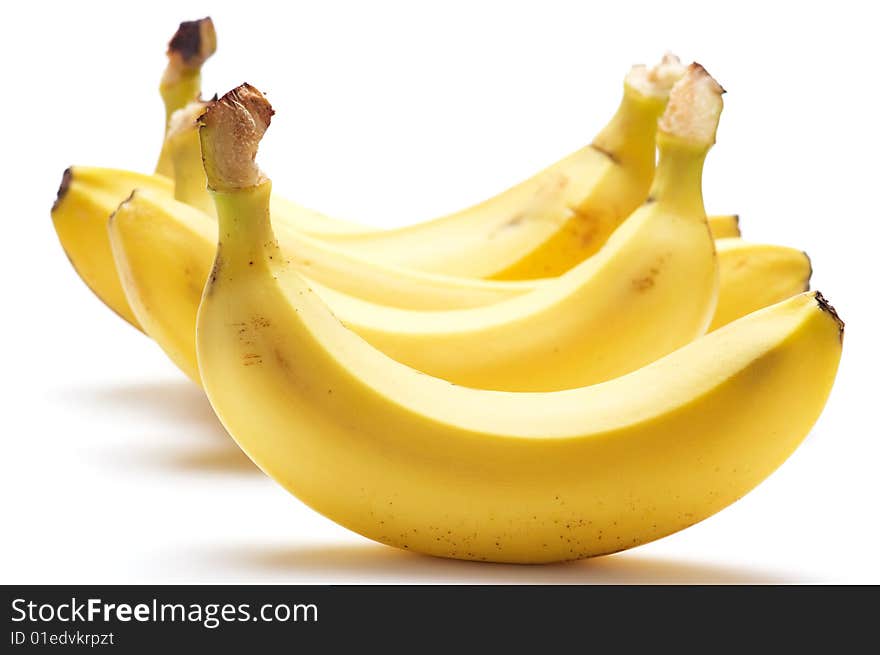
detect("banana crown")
(626, 53), (686, 99)
(198, 83), (274, 192)
(658, 63), (725, 147)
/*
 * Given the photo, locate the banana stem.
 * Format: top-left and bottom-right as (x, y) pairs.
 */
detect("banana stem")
(646, 62), (724, 215)
(591, 85), (666, 176)
(648, 139), (707, 216)
(211, 182), (279, 273)
(200, 84), (279, 273)
(591, 54), (686, 178)
(167, 101), (213, 215)
(198, 83), (274, 192)
(155, 17), (217, 176)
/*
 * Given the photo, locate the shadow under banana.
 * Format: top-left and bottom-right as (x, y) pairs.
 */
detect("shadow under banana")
(55, 379), (258, 476)
(203, 541), (795, 584)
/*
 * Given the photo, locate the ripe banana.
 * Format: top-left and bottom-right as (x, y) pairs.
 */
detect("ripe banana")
(116, 69), (722, 391)
(195, 94), (844, 561)
(710, 239), (811, 330)
(246, 71), (723, 389)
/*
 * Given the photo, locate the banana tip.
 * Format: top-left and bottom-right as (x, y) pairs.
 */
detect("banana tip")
(815, 291), (844, 342)
(52, 167), (73, 213)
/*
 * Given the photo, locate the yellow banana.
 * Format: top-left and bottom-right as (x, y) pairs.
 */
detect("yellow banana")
(710, 239), (811, 330)
(114, 68), (722, 390)
(194, 87), (845, 560)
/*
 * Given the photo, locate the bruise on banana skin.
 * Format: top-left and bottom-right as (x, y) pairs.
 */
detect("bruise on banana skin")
(52, 167), (73, 213)
(631, 253), (669, 292)
(236, 315), (272, 366)
(567, 206), (601, 247)
(487, 174), (571, 239)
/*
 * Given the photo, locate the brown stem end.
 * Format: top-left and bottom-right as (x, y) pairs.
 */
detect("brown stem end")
(168, 17), (217, 70)
(658, 62), (725, 147)
(198, 83), (275, 191)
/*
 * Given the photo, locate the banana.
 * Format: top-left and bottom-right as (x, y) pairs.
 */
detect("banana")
(195, 90), (845, 560)
(115, 68), (722, 390)
(710, 239), (811, 330)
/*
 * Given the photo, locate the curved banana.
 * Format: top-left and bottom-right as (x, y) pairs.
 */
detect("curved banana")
(116, 69), (722, 390)
(710, 239), (811, 330)
(195, 93), (845, 560)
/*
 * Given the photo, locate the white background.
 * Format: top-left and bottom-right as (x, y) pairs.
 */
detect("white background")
(1, 1), (877, 583)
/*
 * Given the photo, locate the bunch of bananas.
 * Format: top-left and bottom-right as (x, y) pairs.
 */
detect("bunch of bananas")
(52, 18), (843, 564)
